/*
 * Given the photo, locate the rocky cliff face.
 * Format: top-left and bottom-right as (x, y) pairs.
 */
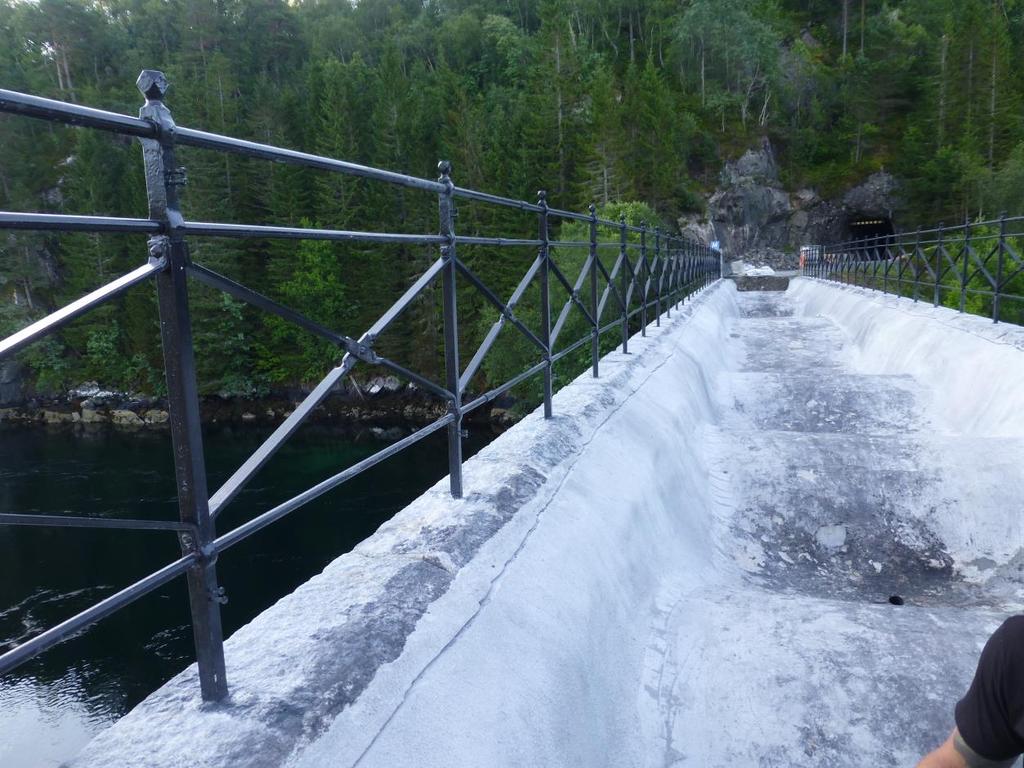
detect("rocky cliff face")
(681, 139), (900, 270)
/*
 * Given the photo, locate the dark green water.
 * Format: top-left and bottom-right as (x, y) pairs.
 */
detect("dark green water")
(0, 422), (491, 767)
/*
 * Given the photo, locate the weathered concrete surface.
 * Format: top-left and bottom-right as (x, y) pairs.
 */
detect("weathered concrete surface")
(70, 282), (735, 768)
(642, 285), (1024, 767)
(71, 278), (1024, 768)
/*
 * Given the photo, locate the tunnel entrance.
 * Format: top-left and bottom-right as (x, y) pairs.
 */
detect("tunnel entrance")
(847, 216), (894, 250)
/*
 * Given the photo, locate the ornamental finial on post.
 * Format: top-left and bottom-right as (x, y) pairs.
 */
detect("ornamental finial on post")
(136, 70), (169, 103)
(588, 203), (596, 216)
(537, 189), (547, 207)
(437, 160), (452, 181)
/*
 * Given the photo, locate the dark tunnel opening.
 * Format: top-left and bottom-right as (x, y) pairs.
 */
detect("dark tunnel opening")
(847, 216), (894, 250)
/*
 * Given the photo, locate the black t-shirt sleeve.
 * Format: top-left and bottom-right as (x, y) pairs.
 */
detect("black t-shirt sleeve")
(955, 616), (1024, 761)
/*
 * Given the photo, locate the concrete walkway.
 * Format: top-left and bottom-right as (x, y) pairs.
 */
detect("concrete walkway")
(644, 290), (1024, 766)
(70, 282), (1024, 768)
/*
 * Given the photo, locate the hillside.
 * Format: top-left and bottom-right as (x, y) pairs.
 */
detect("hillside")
(1, 0), (1023, 397)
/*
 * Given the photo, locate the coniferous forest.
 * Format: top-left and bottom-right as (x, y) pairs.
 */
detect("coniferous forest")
(2, 0), (1024, 399)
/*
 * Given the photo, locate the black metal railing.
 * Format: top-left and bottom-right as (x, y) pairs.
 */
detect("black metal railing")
(802, 214), (1024, 324)
(0, 70), (721, 701)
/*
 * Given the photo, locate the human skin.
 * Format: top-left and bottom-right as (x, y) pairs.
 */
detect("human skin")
(917, 731), (968, 768)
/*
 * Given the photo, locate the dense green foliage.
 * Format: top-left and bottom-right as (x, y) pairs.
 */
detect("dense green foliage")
(3, 0), (1024, 396)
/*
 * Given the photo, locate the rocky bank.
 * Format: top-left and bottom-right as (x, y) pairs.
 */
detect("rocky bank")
(0, 377), (515, 430)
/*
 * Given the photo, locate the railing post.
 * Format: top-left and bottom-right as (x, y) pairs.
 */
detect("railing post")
(677, 241), (683, 306)
(639, 222), (648, 336)
(589, 203), (600, 378)
(136, 70), (228, 702)
(959, 216), (971, 313)
(619, 214), (629, 354)
(873, 235), (881, 290)
(665, 237), (673, 319)
(437, 161), (463, 496)
(653, 227), (662, 326)
(688, 242), (696, 299)
(934, 222), (944, 307)
(538, 190), (553, 418)
(912, 227), (922, 303)
(680, 239), (687, 306)
(994, 212), (1007, 323)
(882, 234), (891, 294)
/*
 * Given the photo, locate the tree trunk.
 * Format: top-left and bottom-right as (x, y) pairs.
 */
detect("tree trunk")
(842, 0), (850, 58)
(628, 13), (635, 63)
(61, 50), (75, 102)
(741, 67), (760, 129)
(700, 38), (706, 108)
(19, 247), (34, 310)
(860, 0), (866, 56)
(0, 163), (11, 199)
(966, 40), (975, 129)
(988, 8), (998, 169)
(53, 43), (65, 93)
(217, 73), (233, 205)
(555, 37), (565, 197)
(759, 89), (771, 127)
(21, 277), (34, 311)
(938, 34), (948, 146)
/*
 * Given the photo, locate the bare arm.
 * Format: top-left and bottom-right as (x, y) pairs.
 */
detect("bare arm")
(917, 731), (968, 768)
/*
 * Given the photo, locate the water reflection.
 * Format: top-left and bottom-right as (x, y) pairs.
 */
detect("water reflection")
(1, 675), (115, 768)
(0, 422), (492, 766)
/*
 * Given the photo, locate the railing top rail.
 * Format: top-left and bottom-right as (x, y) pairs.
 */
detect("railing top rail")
(0, 211), (163, 234)
(174, 125), (446, 193)
(0, 86), (713, 250)
(0, 87), (157, 137)
(0, 87), (447, 193)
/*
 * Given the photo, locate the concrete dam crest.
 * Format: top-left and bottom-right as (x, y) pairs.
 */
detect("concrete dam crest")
(72, 279), (1024, 767)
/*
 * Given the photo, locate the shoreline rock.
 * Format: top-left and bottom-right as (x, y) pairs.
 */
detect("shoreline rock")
(0, 383), (519, 431)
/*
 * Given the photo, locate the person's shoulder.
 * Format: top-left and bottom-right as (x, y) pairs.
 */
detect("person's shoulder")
(994, 615), (1024, 644)
(999, 615), (1024, 633)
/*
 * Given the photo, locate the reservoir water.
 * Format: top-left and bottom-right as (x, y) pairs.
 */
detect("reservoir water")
(0, 422), (491, 767)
